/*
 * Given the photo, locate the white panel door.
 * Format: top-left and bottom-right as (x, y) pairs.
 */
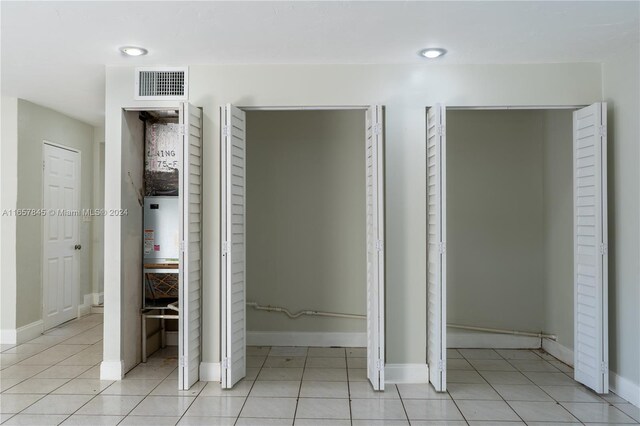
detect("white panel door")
(426, 104), (447, 392)
(573, 102), (608, 394)
(178, 103), (203, 390)
(221, 104), (247, 389)
(366, 105), (385, 391)
(43, 143), (80, 331)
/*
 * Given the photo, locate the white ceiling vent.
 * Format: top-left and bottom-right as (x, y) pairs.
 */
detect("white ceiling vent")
(135, 67), (189, 100)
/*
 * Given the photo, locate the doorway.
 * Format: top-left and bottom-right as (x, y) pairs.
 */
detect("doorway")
(220, 105), (386, 391)
(426, 103), (609, 394)
(42, 141), (81, 330)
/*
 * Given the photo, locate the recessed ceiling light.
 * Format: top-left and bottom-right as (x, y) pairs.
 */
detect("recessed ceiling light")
(420, 48), (447, 59)
(120, 46), (148, 57)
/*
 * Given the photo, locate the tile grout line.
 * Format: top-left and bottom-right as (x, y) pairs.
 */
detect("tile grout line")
(500, 350), (586, 425)
(344, 349), (353, 426)
(291, 347), (310, 425)
(233, 347), (270, 426)
(394, 382), (413, 425)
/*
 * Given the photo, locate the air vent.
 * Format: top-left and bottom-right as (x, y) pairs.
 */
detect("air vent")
(135, 67), (189, 100)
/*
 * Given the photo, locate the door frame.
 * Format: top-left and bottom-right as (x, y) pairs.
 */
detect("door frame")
(426, 103), (605, 388)
(219, 104), (384, 387)
(41, 140), (82, 330)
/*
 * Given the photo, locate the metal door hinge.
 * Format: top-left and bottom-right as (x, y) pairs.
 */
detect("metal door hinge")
(373, 123), (382, 136)
(601, 362), (608, 373)
(599, 243), (608, 255)
(376, 359), (383, 371)
(437, 125), (446, 136)
(179, 356), (185, 367)
(438, 242), (446, 254)
(599, 125), (607, 138)
(376, 240), (384, 252)
(177, 124), (185, 136)
(222, 241), (230, 255)
(223, 125), (231, 138)
(437, 360), (444, 372)
(222, 358), (229, 369)
(43, 160), (45, 170)
(180, 241), (185, 252)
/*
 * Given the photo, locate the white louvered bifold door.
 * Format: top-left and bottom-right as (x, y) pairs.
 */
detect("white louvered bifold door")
(178, 103), (203, 390)
(573, 102), (608, 394)
(366, 105), (385, 391)
(426, 104), (447, 392)
(221, 104), (247, 389)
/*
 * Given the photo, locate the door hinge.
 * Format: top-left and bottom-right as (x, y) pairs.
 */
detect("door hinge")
(180, 241), (185, 252)
(222, 241), (230, 255)
(438, 242), (446, 254)
(436, 124), (446, 136)
(601, 362), (608, 373)
(376, 239), (384, 252)
(223, 125), (231, 138)
(42, 160), (45, 170)
(222, 357), (229, 369)
(179, 356), (185, 367)
(599, 243), (608, 255)
(177, 124), (186, 136)
(437, 359), (445, 372)
(373, 123), (382, 136)
(599, 125), (607, 138)
(376, 359), (383, 371)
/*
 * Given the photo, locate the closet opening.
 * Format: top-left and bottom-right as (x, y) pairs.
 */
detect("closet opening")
(426, 104), (609, 395)
(119, 104), (203, 391)
(220, 105), (386, 391)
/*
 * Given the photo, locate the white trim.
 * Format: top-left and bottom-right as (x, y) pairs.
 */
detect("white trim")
(239, 105), (369, 111)
(0, 329), (17, 344)
(78, 294), (93, 317)
(92, 292), (104, 306)
(15, 320), (44, 344)
(445, 105), (587, 110)
(199, 362), (221, 382)
(247, 331), (366, 348)
(385, 364), (429, 384)
(100, 360), (124, 380)
(448, 328), (540, 349)
(610, 370), (640, 408)
(542, 338), (574, 366)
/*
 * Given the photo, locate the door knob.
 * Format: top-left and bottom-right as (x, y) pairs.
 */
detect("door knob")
(74, 244), (82, 250)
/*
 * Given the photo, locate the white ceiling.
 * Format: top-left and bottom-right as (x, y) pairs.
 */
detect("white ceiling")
(2, 1), (638, 126)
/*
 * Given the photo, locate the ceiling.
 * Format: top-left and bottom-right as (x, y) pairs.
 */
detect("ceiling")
(2, 1), (638, 126)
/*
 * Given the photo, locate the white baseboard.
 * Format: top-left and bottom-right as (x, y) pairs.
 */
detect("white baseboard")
(385, 363), (429, 384)
(17, 320), (44, 344)
(200, 362), (221, 382)
(448, 328), (540, 349)
(165, 331), (178, 346)
(247, 331), (366, 347)
(92, 292), (104, 306)
(78, 294), (93, 317)
(542, 338), (574, 366)
(610, 370), (640, 408)
(100, 360), (124, 380)
(2, 320), (45, 345)
(0, 329), (17, 344)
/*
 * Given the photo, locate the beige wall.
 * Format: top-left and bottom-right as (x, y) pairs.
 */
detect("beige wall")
(246, 110), (366, 333)
(1, 96), (19, 335)
(15, 100), (95, 328)
(542, 110), (574, 349)
(103, 63), (602, 372)
(447, 110), (546, 332)
(602, 46), (640, 389)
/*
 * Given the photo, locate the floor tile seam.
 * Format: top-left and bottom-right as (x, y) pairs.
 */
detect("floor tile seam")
(469, 358), (530, 424)
(233, 355), (268, 425)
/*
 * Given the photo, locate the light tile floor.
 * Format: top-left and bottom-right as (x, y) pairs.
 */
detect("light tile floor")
(1, 314), (639, 425)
